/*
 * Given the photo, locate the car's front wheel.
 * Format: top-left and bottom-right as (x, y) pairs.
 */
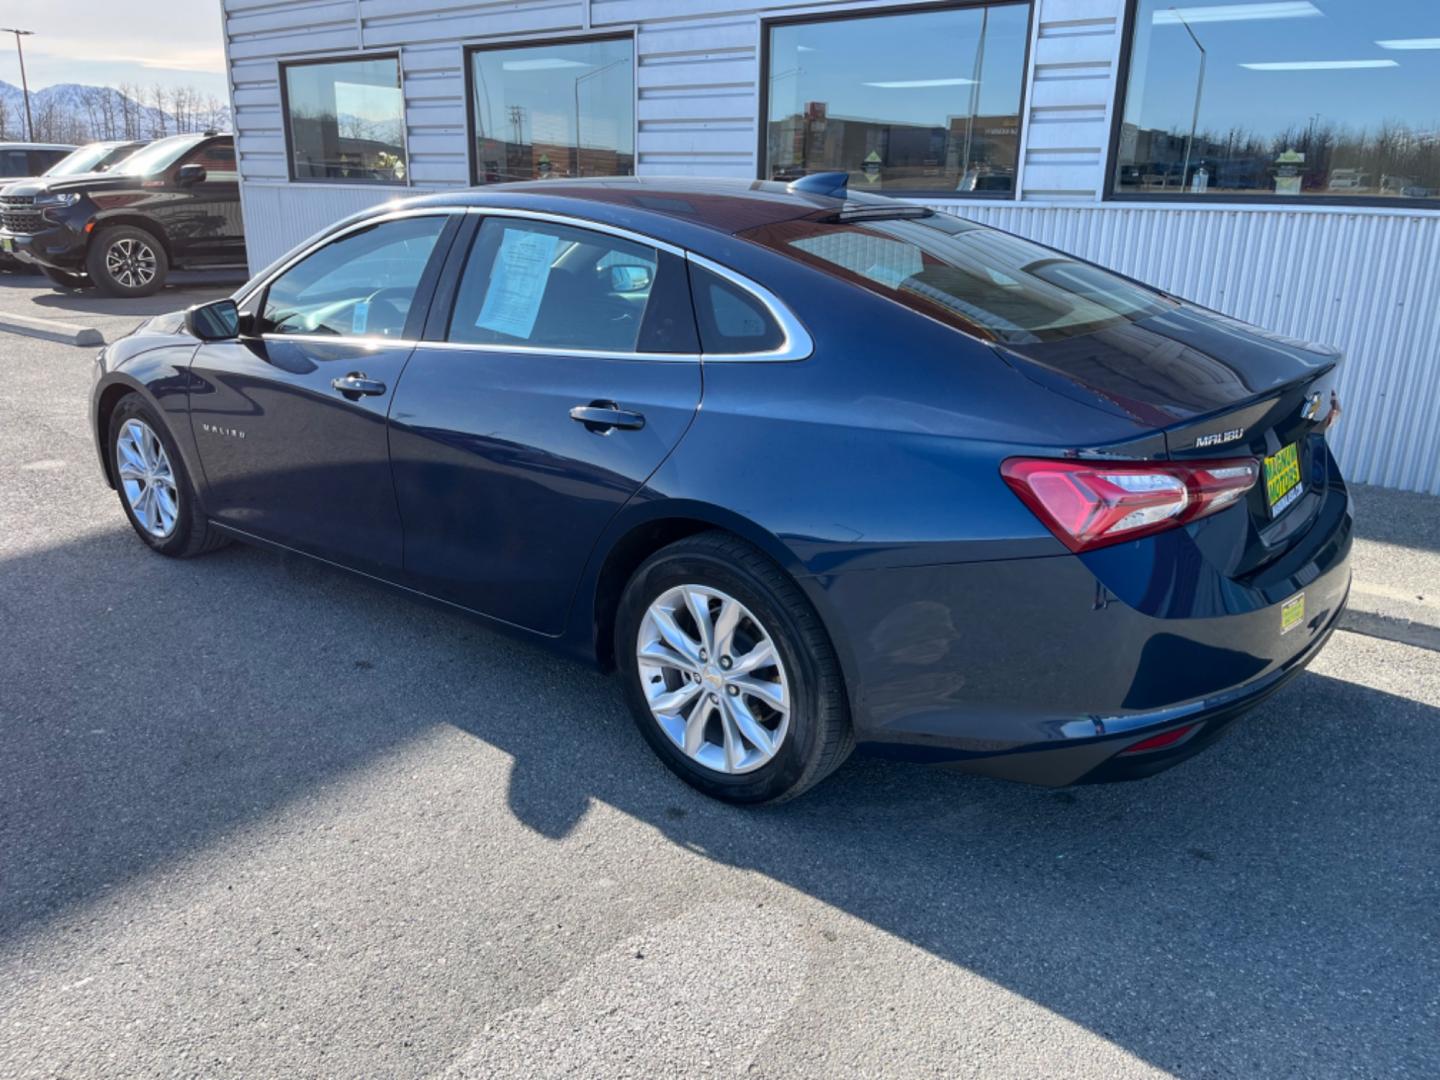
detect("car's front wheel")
(616, 532), (853, 804)
(87, 225), (168, 297)
(108, 393), (227, 557)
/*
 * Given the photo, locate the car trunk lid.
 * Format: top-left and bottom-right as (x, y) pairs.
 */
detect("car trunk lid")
(995, 303), (1343, 573)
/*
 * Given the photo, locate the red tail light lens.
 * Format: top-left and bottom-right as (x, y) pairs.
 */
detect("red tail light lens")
(1119, 723), (1199, 755)
(1001, 457), (1259, 552)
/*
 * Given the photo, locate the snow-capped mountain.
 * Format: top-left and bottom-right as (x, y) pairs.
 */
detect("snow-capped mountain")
(0, 80), (228, 144)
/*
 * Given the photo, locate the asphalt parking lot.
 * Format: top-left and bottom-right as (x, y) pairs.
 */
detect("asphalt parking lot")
(1, 277), (1437, 1079)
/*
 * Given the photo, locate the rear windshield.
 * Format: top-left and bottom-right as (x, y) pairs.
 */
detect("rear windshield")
(739, 212), (1173, 344)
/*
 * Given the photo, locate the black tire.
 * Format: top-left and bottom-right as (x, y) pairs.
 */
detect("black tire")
(86, 225), (168, 298)
(107, 392), (228, 558)
(41, 266), (87, 290)
(615, 532), (853, 804)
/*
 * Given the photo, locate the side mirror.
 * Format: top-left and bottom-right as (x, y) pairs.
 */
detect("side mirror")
(185, 298), (240, 341)
(609, 264), (652, 292)
(176, 163), (207, 186)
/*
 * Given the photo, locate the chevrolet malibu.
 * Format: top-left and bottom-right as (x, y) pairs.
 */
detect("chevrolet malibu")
(89, 176), (1352, 803)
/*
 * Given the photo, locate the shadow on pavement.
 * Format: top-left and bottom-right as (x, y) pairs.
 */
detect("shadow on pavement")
(1, 528), (1435, 1075)
(0, 271), (244, 320)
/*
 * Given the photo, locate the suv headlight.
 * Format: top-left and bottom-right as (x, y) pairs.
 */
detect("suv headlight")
(35, 192), (81, 208)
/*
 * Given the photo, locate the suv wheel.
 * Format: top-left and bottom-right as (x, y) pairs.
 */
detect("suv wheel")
(615, 532), (854, 804)
(41, 267), (87, 290)
(88, 225), (168, 297)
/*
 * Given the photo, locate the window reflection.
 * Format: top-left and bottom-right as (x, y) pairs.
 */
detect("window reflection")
(764, 4), (1029, 196)
(1118, 0), (1440, 201)
(470, 37), (635, 184)
(284, 57), (408, 184)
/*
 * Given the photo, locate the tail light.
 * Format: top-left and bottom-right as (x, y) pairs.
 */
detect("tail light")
(1001, 457), (1259, 552)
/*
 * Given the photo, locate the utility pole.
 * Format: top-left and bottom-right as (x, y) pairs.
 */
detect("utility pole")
(0, 28), (34, 140)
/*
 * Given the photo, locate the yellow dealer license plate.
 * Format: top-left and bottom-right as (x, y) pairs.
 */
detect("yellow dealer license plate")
(0, 236), (11, 253)
(1263, 443), (1303, 517)
(1280, 592), (1306, 635)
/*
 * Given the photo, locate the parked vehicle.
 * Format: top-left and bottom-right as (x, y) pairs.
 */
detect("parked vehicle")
(0, 141), (78, 271)
(0, 141), (75, 183)
(43, 139), (149, 178)
(0, 132), (245, 296)
(88, 176), (1352, 803)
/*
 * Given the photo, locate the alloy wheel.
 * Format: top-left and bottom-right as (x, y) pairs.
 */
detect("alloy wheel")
(636, 584), (791, 774)
(106, 237), (158, 289)
(116, 418), (178, 538)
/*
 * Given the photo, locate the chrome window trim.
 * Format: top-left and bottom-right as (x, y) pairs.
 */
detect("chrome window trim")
(260, 334), (700, 363)
(685, 252), (815, 363)
(461, 205), (685, 258)
(239, 205), (812, 364)
(236, 205), (464, 307)
(420, 341), (702, 363)
(261, 333), (421, 349)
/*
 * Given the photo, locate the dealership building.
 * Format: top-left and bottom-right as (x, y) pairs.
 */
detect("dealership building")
(221, 0), (1440, 493)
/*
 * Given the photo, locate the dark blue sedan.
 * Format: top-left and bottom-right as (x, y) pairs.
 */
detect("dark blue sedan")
(89, 176), (1352, 803)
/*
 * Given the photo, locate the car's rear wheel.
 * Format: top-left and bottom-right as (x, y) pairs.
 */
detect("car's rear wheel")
(616, 532), (853, 804)
(87, 225), (168, 297)
(108, 393), (227, 557)
(41, 267), (87, 290)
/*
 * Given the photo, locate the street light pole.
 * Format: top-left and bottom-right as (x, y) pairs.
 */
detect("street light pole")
(1172, 9), (1206, 192)
(0, 28), (34, 141)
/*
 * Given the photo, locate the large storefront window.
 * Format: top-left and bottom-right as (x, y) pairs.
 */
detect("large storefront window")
(283, 56), (407, 184)
(763, 4), (1029, 197)
(469, 36), (635, 184)
(1116, 1), (1440, 202)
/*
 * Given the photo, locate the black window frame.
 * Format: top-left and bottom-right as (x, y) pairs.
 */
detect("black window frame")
(462, 32), (638, 188)
(756, 0), (1035, 202)
(1105, 0), (1440, 210)
(278, 50), (409, 188)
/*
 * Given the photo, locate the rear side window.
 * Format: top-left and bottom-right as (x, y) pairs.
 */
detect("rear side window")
(261, 215), (446, 338)
(185, 140), (237, 178)
(448, 218), (671, 353)
(688, 265), (784, 355)
(30, 150), (68, 174)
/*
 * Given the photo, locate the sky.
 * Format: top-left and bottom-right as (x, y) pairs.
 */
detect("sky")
(0, 0), (227, 96)
(1125, 0), (1440, 138)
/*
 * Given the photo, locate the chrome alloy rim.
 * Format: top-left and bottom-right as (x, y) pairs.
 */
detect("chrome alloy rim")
(106, 237), (158, 289)
(116, 419), (178, 538)
(636, 585), (791, 774)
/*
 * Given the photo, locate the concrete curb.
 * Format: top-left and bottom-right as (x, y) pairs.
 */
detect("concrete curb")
(1340, 608), (1440, 653)
(0, 310), (104, 347)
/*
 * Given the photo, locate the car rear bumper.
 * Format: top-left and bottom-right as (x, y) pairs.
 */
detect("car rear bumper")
(815, 475), (1353, 786)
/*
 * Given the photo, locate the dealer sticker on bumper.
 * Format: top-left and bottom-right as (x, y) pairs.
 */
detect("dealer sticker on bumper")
(1280, 592), (1306, 635)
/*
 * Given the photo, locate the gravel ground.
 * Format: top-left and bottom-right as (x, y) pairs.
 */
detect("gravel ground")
(0, 293), (1436, 1079)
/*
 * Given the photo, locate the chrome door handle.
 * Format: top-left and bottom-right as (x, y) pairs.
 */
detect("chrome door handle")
(332, 372), (387, 398)
(569, 402), (646, 432)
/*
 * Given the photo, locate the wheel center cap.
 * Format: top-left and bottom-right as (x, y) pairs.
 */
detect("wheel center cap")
(702, 669), (724, 691)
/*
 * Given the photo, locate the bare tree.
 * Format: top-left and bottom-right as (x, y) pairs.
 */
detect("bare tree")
(148, 83), (169, 138)
(118, 82), (142, 140)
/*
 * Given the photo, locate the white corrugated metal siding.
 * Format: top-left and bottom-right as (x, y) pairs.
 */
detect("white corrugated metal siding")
(942, 204), (1440, 495)
(222, 0), (1440, 494)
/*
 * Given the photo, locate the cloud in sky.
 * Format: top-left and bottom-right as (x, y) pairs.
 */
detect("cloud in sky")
(0, 1), (228, 95)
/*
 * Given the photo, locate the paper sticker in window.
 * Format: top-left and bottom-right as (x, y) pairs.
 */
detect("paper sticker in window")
(475, 228), (561, 340)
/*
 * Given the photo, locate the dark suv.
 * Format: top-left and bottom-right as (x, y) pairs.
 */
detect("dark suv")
(0, 132), (246, 297)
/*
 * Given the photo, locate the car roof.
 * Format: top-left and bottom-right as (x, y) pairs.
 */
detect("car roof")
(398, 177), (853, 242)
(0, 142), (77, 151)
